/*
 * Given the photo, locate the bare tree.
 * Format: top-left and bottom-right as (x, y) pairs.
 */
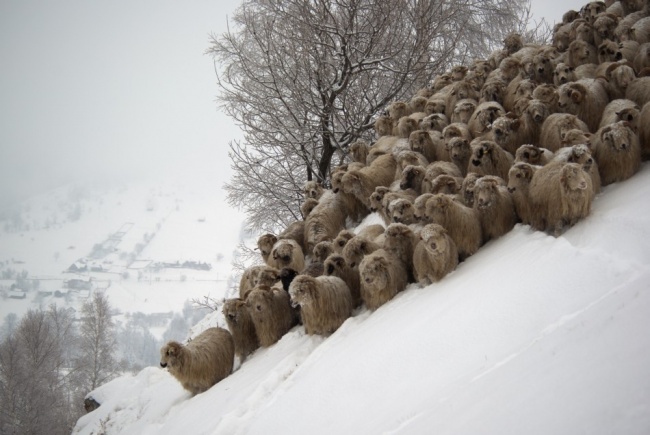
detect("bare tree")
(208, 0), (529, 231)
(77, 292), (119, 391)
(0, 306), (80, 435)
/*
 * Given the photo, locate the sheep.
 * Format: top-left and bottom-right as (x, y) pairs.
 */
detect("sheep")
(303, 190), (348, 253)
(592, 121), (642, 185)
(223, 298), (260, 362)
(397, 114), (424, 139)
(639, 102), (650, 159)
(269, 238), (305, 273)
(413, 193), (435, 222)
(625, 76), (650, 107)
(529, 161), (594, 235)
(301, 197), (319, 219)
(599, 98), (640, 129)
(532, 84), (559, 113)
(245, 285), (295, 347)
(332, 229), (356, 254)
(398, 165), (428, 194)
(616, 40), (640, 62)
(367, 135), (408, 164)
(567, 40), (599, 68)
(593, 13), (620, 46)
(451, 98), (478, 124)
(598, 40), (619, 63)
(420, 113), (449, 132)
(340, 153), (396, 210)
(531, 50), (556, 84)
(507, 162), (540, 226)
(160, 327), (234, 395)
(504, 78), (537, 114)
(581, 2), (607, 24)
(629, 16), (650, 44)
(480, 78), (507, 105)
(257, 233), (278, 265)
(514, 144), (554, 166)
(467, 139), (514, 181)
(394, 149), (429, 179)
(255, 265), (282, 288)
(323, 254), (361, 307)
(410, 96), (429, 114)
(387, 101), (412, 120)
(349, 140), (369, 164)
(446, 137), (472, 176)
(387, 197), (417, 225)
(468, 101), (505, 138)
(574, 19), (595, 46)
(409, 129), (447, 162)
(445, 80), (481, 120)
(425, 98), (447, 116)
(633, 42), (650, 72)
(503, 32), (524, 55)
(375, 115), (396, 137)
(540, 113), (591, 152)
(604, 62), (637, 100)
(553, 143), (602, 193)
(239, 265), (265, 299)
(460, 172), (482, 208)
(557, 79), (610, 132)
(423, 193), (482, 260)
(429, 174), (463, 196)
(288, 275), (353, 335)
(342, 235), (382, 269)
(303, 180), (324, 200)
(561, 128), (593, 146)
(423, 161), (464, 193)
(413, 224), (459, 286)
(313, 240), (334, 263)
(442, 122), (473, 150)
(382, 223), (419, 282)
(491, 113), (534, 154)
(473, 175), (518, 241)
(359, 249), (408, 310)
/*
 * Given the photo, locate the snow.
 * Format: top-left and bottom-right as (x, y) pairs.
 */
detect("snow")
(73, 163), (650, 435)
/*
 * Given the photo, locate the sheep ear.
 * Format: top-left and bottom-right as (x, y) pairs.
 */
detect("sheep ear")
(600, 126), (611, 140)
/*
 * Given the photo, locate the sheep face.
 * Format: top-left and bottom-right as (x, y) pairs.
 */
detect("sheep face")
(491, 117), (519, 146)
(413, 193), (434, 221)
(160, 342), (183, 369)
(581, 2), (605, 23)
(554, 63), (574, 85)
(257, 234), (278, 260)
(420, 224), (452, 257)
(410, 96), (428, 113)
(388, 198), (415, 224)
(561, 163), (590, 191)
(480, 80), (505, 104)
(396, 150), (426, 171)
(461, 174), (481, 207)
(333, 230), (355, 252)
(271, 241), (298, 268)
(526, 99), (551, 125)
(561, 129), (592, 146)
(223, 299), (247, 325)
(398, 117), (420, 138)
(470, 140), (497, 168)
(369, 186), (390, 212)
(384, 223), (413, 247)
(399, 165), (425, 191)
(507, 163), (535, 193)
(453, 100), (477, 124)
(340, 171), (363, 196)
(600, 123), (634, 152)
(442, 124), (464, 142)
(288, 276), (317, 308)
(303, 181), (323, 200)
(388, 102), (410, 120)
(515, 80), (536, 101)
(424, 193), (453, 221)
(599, 40), (618, 63)
(245, 287), (275, 314)
(408, 131), (430, 154)
(359, 256), (390, 289)
(447, 138), (470, 161)
(330, 171), (345, 194)
(532, 84), (558, 108)
(474, 177), (502, 209)
(616, 107), (640, 125)
(375, 116), (395, 136)
(515, 145), (545, 164)
(421, 113), (448, 131)
(557, 83), (586, 111)
(568, 40), (595, 66)
(430, 175), (460, 195)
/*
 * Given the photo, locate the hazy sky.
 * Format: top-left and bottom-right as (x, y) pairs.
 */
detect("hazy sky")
(0, 0), (587, 209)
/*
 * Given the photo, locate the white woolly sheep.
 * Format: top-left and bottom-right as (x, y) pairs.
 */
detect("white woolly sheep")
(375, 115), (397, 137)
(303, 180), (324, 201)
(557, 78), (609, 132)
(625, 76), (650, 107)
(514, 144), (554, 166)
(349, 140), (369, 164)
(425, 98), (447, 116)
(388, 101), (412, 120)
(451, 98), (478, 124)
(633, 42), (650, 72)
(223, 298), (260, 362)
(473, 175), (518, 241)
(423, 193), (482, 260)
(303, 190), (348, 253)
(341, 153), (397, 209)
(423, 161), (463, 193)
(592, 121), (642, 185)
(160, 327), (234, 395)
(387, 197), (417, 225)
(382, 222), (419, 282)
(398, 165), (428, 194)
(429, 174), (463, 196)
(257, 233), (278, 265)
(554, 62), (577, 86)
(540, 113), (591, 152)
(599, 98), (640, 129)
(446, 137), (472, 176)
(491, 112), (534, 154)
(359, 249), (408, 310)
(269, 238), (305, 273)
(288, 275), (353, 336)
(445, 80), (481, 120)
(480, 78), (507, 106)
(639, 101), (650, 159)
(246, 285), (296, 347)
(467, 139), (514, 181)
(420, 113), (449, 132)
(599, 40), (619, 63)
(239, 265), (265, 299)
(409, 129), (447, 162)
(507, 162), (540, 226)
(413, 193), (435, 222)
(553, 143), (602, 193)
(460, 172), (483, 208)
(567, 39), (599, 67)
(604, 62), (637, 100)
(561, 129), (593, 147)
(413, 223), (459, 286)
(468, 101), (506, 138)
(529, 161), (594, 235)
(312, 240), (334, 263)
(532, 84), (559, 113)
(629, 16), (650, 44)
(342, 235), (383, 269)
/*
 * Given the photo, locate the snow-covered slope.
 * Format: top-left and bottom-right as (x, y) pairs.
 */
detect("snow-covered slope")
(74, 163), (650, 435)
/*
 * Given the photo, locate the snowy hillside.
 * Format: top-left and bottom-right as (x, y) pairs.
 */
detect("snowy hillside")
(74, 163), (650, 435)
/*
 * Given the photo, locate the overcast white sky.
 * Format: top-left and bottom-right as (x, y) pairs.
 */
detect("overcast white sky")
(0, 0), (587, 209)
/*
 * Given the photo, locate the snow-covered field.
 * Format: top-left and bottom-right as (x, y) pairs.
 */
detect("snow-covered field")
(74, 163), (650, 435)
(0, 175), (244, 324)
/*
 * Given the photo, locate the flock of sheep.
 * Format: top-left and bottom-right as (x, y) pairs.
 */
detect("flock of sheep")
(160, 0), (649, 395)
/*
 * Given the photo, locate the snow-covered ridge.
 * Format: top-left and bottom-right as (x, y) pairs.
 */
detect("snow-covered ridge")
(74, 163), (650, 435)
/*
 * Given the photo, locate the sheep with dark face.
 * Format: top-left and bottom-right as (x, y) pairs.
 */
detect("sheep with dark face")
(529, 161), (594, 235)
(467, 139), (514, 181)
(324, 253), (362, 307)
(288, 275), (353, 336)
(399, 165), (428, 195)
(160, 327), (234, 395)
(413, 224), (459, 286)
(424, 193), (482, 260)
(473, 175), (518, 241)
(223, 299), (260, 362)
(592, 121), (642, 185)
(246, 285), (296, 347)
(359, 249), (408, 310)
